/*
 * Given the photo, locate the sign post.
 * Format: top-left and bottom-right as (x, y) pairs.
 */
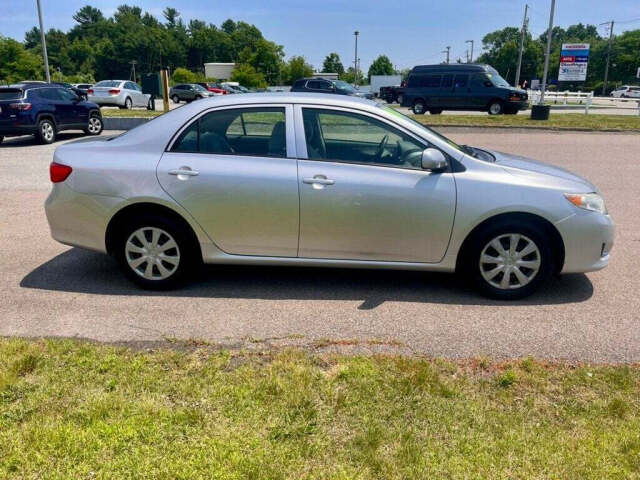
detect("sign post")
(558, 43), (590, 82)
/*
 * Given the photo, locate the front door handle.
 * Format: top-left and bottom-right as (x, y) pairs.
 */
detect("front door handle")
(168, 167), (199, 179)
(303, 176), (335, 186)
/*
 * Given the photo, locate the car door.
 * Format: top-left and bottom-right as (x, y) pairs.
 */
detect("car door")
(468, 73), (492, 108)
(157, 104), (299, 257)
(57, 88), (86, 125)
(295, 105), (456, 263)
(125, 82), (143, 106)
(43, 88), (75, 126)
(450, 74), (470, 109)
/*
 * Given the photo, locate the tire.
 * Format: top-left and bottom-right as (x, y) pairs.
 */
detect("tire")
(429, 108), (443, 114)
(412, 99), (426, 115)
(35, 118), (56, 144)
(172, 95), (180, 104)
(84, 113), (103, 136)
(488, 100), (504, 115)
(195, 95), (202, 100)
(124, 97), (132, 110)
(115, 214), (199, 290)
(461, 218), (554, 300)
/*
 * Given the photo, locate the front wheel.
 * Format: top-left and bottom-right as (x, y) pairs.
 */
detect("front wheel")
(84, 114), (103, 136)
(35, 118), (56, 144)
(463, 220), (554, 300)
(488, 100), (504, 115)
(172, 95), (180, 104)
(413, 99), (426, 115)
(116, 215), (198, 290)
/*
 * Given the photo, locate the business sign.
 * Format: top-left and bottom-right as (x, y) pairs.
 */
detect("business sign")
(558, 43), (590, 82)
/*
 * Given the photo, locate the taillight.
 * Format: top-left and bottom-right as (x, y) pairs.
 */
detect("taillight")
(87, 88), (94, 94)
(9, 103), (32, 111)
(108, 89), (120, 95)
(50, 162), (73, 183)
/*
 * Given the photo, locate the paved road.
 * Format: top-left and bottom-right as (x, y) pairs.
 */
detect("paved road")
(1, 129), (639, 362)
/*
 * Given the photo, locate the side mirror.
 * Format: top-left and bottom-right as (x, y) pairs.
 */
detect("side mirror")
(421, 148), (448, 171)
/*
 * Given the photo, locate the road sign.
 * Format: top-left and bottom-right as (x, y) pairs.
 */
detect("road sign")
(558, 43), (590, 82)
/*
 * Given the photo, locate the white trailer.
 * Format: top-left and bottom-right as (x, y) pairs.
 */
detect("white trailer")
(204, 63), (236, 81)
(369, 75), (402, 97)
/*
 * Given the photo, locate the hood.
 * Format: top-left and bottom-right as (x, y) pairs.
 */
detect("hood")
(487, 149), (597, 192)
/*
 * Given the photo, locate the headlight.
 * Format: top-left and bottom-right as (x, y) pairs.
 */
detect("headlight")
(564, 193), (607, 214)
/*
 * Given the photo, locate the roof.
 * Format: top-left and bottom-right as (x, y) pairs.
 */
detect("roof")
(194, 92), (378, 109)
(412, 64), (492, 72)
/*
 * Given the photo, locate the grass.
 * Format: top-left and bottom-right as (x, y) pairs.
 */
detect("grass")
(410, 113), (640, 131)
(100, 108), (161, 118)
(2, 339), (640, 479)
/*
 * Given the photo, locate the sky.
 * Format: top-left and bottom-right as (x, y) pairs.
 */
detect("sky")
(2, 0), (639, 71)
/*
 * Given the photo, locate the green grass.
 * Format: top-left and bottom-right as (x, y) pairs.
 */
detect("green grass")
(100, 108), (162, 118)
(410, 113), (640, 131)
(2, 339), (640, 479)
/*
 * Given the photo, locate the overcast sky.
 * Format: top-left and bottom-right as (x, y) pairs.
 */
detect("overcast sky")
(2, 0), (639, 70)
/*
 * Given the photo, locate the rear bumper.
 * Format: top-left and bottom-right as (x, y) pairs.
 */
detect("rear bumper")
(556, 211), (615, 273)
(0, 124), (37, 135)
(88, 96), (123, 107)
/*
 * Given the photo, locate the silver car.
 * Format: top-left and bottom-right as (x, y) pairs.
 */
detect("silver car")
(45, 93), (614, 299)
(88, 80), (151, 109)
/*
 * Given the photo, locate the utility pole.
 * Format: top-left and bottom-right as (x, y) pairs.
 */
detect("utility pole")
(600, 20), (614, 96)
(442, 46), (450, 64)
(353, 31), (359, 87)
(465, 40), (474, 63)
(515, 4), (529, 88)
(36, 0), (51, 83)
(539, 0), (555, 104)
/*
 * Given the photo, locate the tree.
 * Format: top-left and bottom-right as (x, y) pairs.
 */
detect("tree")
(340, 67), (364, 85)
(230, 63), (266, 88)
(162, 7), (180, 29)
(72, 5), (104, 26)
(367, 55), (394, 80)
(171, 67), (198, 83)
(322, 53), (344, 75)
(282, 56), (313, 84)
(0, 36), (43, 83)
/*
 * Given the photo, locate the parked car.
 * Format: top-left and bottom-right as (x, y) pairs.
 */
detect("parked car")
(611, 85), (640, 98)
(170, 84), (216, 103)
(401, 64), (528, 115)
(380, 84), (405, 104)
(291, 78), (374, 99)
(72, 83), (93, 99)
(45, 93), (613, 299)
(88, 80), (152, 109)
(0, 84), (102, 144)
(195, 82), (227, 95)
(221, 83), (244, 94)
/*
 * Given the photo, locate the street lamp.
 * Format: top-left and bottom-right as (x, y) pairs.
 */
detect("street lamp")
(353, 31), (359, 87)
(36, 0), (51, 82)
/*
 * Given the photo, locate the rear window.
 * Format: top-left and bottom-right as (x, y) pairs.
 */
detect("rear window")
(0, 89), (23, 100)
(94, 80), (121, 88)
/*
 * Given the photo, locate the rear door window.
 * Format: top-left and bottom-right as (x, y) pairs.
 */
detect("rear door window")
(441, 74), (453, 89)
(454, 74), (468, 88)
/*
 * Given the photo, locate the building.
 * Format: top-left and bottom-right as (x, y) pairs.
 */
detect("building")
(204, 63), (236, 81)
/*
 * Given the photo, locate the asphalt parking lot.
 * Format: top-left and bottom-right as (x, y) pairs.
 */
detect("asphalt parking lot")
(1, 128), (639, 362)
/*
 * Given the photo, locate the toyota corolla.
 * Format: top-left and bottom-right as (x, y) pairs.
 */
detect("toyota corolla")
(45, 93), (614, 299)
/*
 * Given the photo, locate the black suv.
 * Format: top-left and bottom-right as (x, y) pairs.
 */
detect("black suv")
(401, 64), (528, 115)
(0, 84), (103, 144)
(291, 78), (374, 99)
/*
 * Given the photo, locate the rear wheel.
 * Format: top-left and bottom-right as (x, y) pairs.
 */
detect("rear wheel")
(124, 97), (132, 110)
(116, 215), (198, 289)
(462, 219), (554, 300)
(488, 100), (504, 115)
(413, 99), (426, 115)
(35, 118), (56, 144)
(84, 113), (103, 136)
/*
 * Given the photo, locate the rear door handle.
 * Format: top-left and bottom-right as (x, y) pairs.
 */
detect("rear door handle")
(303, 176), (335, 186)
(168, 167), (199, 177)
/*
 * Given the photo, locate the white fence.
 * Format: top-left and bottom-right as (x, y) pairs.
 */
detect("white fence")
(528, 90), (640, 115)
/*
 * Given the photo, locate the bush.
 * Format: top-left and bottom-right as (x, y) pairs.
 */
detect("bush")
(230, 63), (266, 88)
(171, 67), (198, 85)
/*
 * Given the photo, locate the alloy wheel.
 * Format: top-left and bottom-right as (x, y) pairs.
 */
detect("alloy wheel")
(125, 227), (180, 281)
(479, 233), (541, 290)
(125, 98), (132, 109)
(41, 121), (54, 142)
(87, 117), (102, 134)
(489, 102), (503, 115)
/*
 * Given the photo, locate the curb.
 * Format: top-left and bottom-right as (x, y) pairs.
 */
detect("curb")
(103, 117), (150, 130)
(428, 124), (640, 134)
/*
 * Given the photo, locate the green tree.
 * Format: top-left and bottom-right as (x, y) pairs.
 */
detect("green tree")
(171, 67), (198, 83)
(282, 56), (313, 85)
(322, 53), (344, 75)
(0, 36), (43, 83)
(367, 55), (394, 80)
(230, 63), (266, 88)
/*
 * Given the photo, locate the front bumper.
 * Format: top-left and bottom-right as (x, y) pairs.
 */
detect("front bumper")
(555, 211), (615, 273)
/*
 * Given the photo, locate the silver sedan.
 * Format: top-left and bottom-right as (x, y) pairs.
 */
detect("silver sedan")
(88, 80), (151, 109)
(45, 93), (614, 299)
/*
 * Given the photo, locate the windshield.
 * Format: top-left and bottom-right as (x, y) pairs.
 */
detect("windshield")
(380, 105), (464, 154)
(486, 71), (511, 88)
(193, 84), (207, 91)
(334, 80), (357, 94)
